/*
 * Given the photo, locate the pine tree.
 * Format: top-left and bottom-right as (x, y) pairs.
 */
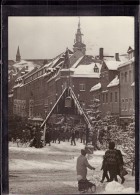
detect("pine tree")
(84, 98), (102, 147)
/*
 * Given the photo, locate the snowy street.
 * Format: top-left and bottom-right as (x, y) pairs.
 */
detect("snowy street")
(9, 141), (135, 194)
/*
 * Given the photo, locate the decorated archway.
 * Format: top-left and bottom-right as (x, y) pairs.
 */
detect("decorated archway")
(41, 86), (91, 143)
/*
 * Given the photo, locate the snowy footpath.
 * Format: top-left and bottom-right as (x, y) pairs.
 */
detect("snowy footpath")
(9, 141), (135, 194)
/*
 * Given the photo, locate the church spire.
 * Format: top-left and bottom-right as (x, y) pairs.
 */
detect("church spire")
(73, 17), (86, 55)
(78, 17), (80, 29)
(16, 46), (21, 62)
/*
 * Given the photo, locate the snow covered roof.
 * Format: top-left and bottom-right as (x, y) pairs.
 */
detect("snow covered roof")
(13, 83), (22, 89)
(8, 94), (13, 98)
(103, 56), (116, 61)
(131, 82), (135, 87)
(104, 60), (122, 70)
(90, 83), (101, 92)
(107, 76), (119, 88)
(13, 60), (39, 72)
(118, 57), (134, 68)
(71, 56), (84, 68)
(127, 46), (134, 53)
(102, 90), (108, 93)
(119, 54), (129, 62)
(32, 117), (43, 121)
(71, 63), (101, 78)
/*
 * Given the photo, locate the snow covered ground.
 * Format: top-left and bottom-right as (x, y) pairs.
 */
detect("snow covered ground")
(9, 141), (135, 194)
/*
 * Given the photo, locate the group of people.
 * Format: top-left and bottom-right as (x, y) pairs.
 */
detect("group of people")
(12, 123), (88, 148)
(76, 141), (126, 192)
(45, 127), (87, 146)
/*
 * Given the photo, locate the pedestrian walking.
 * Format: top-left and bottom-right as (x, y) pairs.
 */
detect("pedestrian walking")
(82, 130), (86, 145)
(104, 141), (120, 182)
(58, 131), (62, 144)
(71, 130), (76, 146)
(76, 149), (95, 192)
(100, 155), (110, 183)
(45, 130), (51, 146)
(115, 147), (126, 184)
(80, 130), (84, 143)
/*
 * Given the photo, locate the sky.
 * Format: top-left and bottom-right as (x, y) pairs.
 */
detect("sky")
(8, 17), (134, 60)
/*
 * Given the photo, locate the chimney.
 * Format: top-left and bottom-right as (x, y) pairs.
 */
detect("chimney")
(99, 48), (104, 60)
(115, 53), (120, 61)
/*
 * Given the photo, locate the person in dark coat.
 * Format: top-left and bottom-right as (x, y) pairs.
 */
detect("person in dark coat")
(104, 141), (120, 182)
(53, 129), (58, 143)
(58, 131), (62, 144)
(80, 130), (84, 143)
(71, 130), (76, 146)
(45, 130), (51, 146)
(115, 148), (125, 184)
(92, 131), (98, 150)
(66, 130), (71, 142)
(100, 155), (110, 183)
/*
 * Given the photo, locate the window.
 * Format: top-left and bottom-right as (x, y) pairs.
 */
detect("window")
(99, 95), (100, 101)
(79, 84), (85, 91)
(110, 93), (112, 102)
(115, 92), (118, 102)
(125, 72), (128, 82)
(129, 98), (132, 111)
(125, 99), (128, 111)
(94, 65), (99, 73)
(103, 94), (105, 103)
(121, 73), (124, 83)
(106, 93), (108, 103)
(121, 99), (125, 111)
(129, 70), (132, 82)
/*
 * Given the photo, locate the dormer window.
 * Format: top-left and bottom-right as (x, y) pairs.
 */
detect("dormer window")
(94, 64), (99, 73)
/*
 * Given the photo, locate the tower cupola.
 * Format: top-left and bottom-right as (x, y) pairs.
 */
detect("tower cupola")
(73, 17), (86, 55)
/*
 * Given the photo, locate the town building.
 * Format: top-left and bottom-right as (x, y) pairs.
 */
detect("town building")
(10, 20), (103, 124)
(90, 46), (135, 125)
(90, 48), (128, 118)
(118, 46), (135, 126)
(9, 19), (135, 127)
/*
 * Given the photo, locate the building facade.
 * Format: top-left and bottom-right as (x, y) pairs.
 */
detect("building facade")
(9, 19), (135, 127)
(118, 46), (135, 125)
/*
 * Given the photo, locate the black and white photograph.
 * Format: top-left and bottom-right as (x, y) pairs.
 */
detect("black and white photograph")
(8, 16), (135, 194)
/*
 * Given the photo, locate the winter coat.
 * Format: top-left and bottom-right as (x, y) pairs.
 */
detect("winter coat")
(115, 149), (124, 174)
(115, 149), (124, 166)
(101, 158), (108, 171)
(71, 132), (76, 140)
(104, 149), (120, 168)
(76, 155), (93, 180)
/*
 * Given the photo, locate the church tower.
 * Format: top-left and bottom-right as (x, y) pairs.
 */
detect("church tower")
(16, 46), (21, 62)
(73, 18), (86, 55)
